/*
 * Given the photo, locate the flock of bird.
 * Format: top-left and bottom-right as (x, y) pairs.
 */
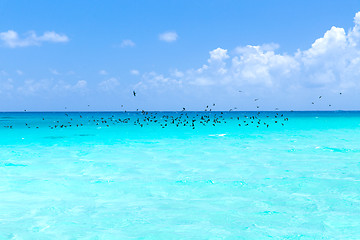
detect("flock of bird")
(2, 111), (288, 130)
(1, 91), (343, 130)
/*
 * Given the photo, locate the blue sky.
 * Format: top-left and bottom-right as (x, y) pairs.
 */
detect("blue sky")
(1, 0), (360, 111)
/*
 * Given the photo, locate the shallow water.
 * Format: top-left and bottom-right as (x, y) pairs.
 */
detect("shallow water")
(1, 111), (360, 239)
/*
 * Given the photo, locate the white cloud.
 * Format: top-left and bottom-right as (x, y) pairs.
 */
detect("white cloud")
(99, 70), (108, 75)
(120, 39), (135, 48)
(159, 31), (178, 42)
(16, 70), (23, 75)
(37, 31), (69, 42)
(136, 72), (181, 90)
(50, 69), (60, 75)
(139, 11), (360, 93)
(0, 30), (69, 48)
(73, 80), (87, 89)
(52, 80), (88, 94)
(208, 48), (229, 62)
(130, 69), (140, 75)
(16, 78), (88, 96)
(98, 77), (120, 91)
(0, 78), (14, 94)
(17, 79), (51, 95)
(171, 69), (184, 78)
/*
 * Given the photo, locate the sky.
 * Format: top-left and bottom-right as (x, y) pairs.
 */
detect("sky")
(1, 0), (360, 111)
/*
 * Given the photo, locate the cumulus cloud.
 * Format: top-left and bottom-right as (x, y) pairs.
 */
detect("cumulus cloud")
(170, 69), (184, 78)
(134, 72), (181, 91)
(49, 69), (60, 75)
(73, 80), (87, 90)
(17, 79), (51, 95)
(159, 31), (178, 42)
(120, 39), (135, 48)
(99, 70), (108, 75)
(0, 30), (69, 48)
(0, 78), (14, 94)
(16, 79), (88, 96)
(98, 77), (120, 91)
(130, 69), (140, 75)
(139, 11), (360, 92)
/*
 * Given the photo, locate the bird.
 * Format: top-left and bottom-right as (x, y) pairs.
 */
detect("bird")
(133, 91), (136, 96)
(254, 99), (259, 101)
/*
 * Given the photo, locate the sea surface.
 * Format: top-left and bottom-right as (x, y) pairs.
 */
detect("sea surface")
(1, 111), (360, 239)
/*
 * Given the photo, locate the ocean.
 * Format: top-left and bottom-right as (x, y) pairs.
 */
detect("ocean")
(1, 111), (360, 239)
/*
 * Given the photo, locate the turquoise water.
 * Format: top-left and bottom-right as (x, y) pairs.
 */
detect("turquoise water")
(1, 111), (360, 239)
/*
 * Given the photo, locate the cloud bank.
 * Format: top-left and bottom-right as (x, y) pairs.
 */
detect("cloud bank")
(0, 30), (69, 48)
(141, 12), (360, 93)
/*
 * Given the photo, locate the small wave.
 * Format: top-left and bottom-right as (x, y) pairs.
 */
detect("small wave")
(209, 133), (227, 137)
(77, 134), (96, 137)
(2, 162), (27, 167)
(44, 136), (67, 139)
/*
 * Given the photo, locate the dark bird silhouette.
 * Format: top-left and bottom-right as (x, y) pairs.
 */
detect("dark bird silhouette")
(133, 91), (136, 96)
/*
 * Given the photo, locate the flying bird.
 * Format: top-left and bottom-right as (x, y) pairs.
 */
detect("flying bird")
(133, 91), (136, 96)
